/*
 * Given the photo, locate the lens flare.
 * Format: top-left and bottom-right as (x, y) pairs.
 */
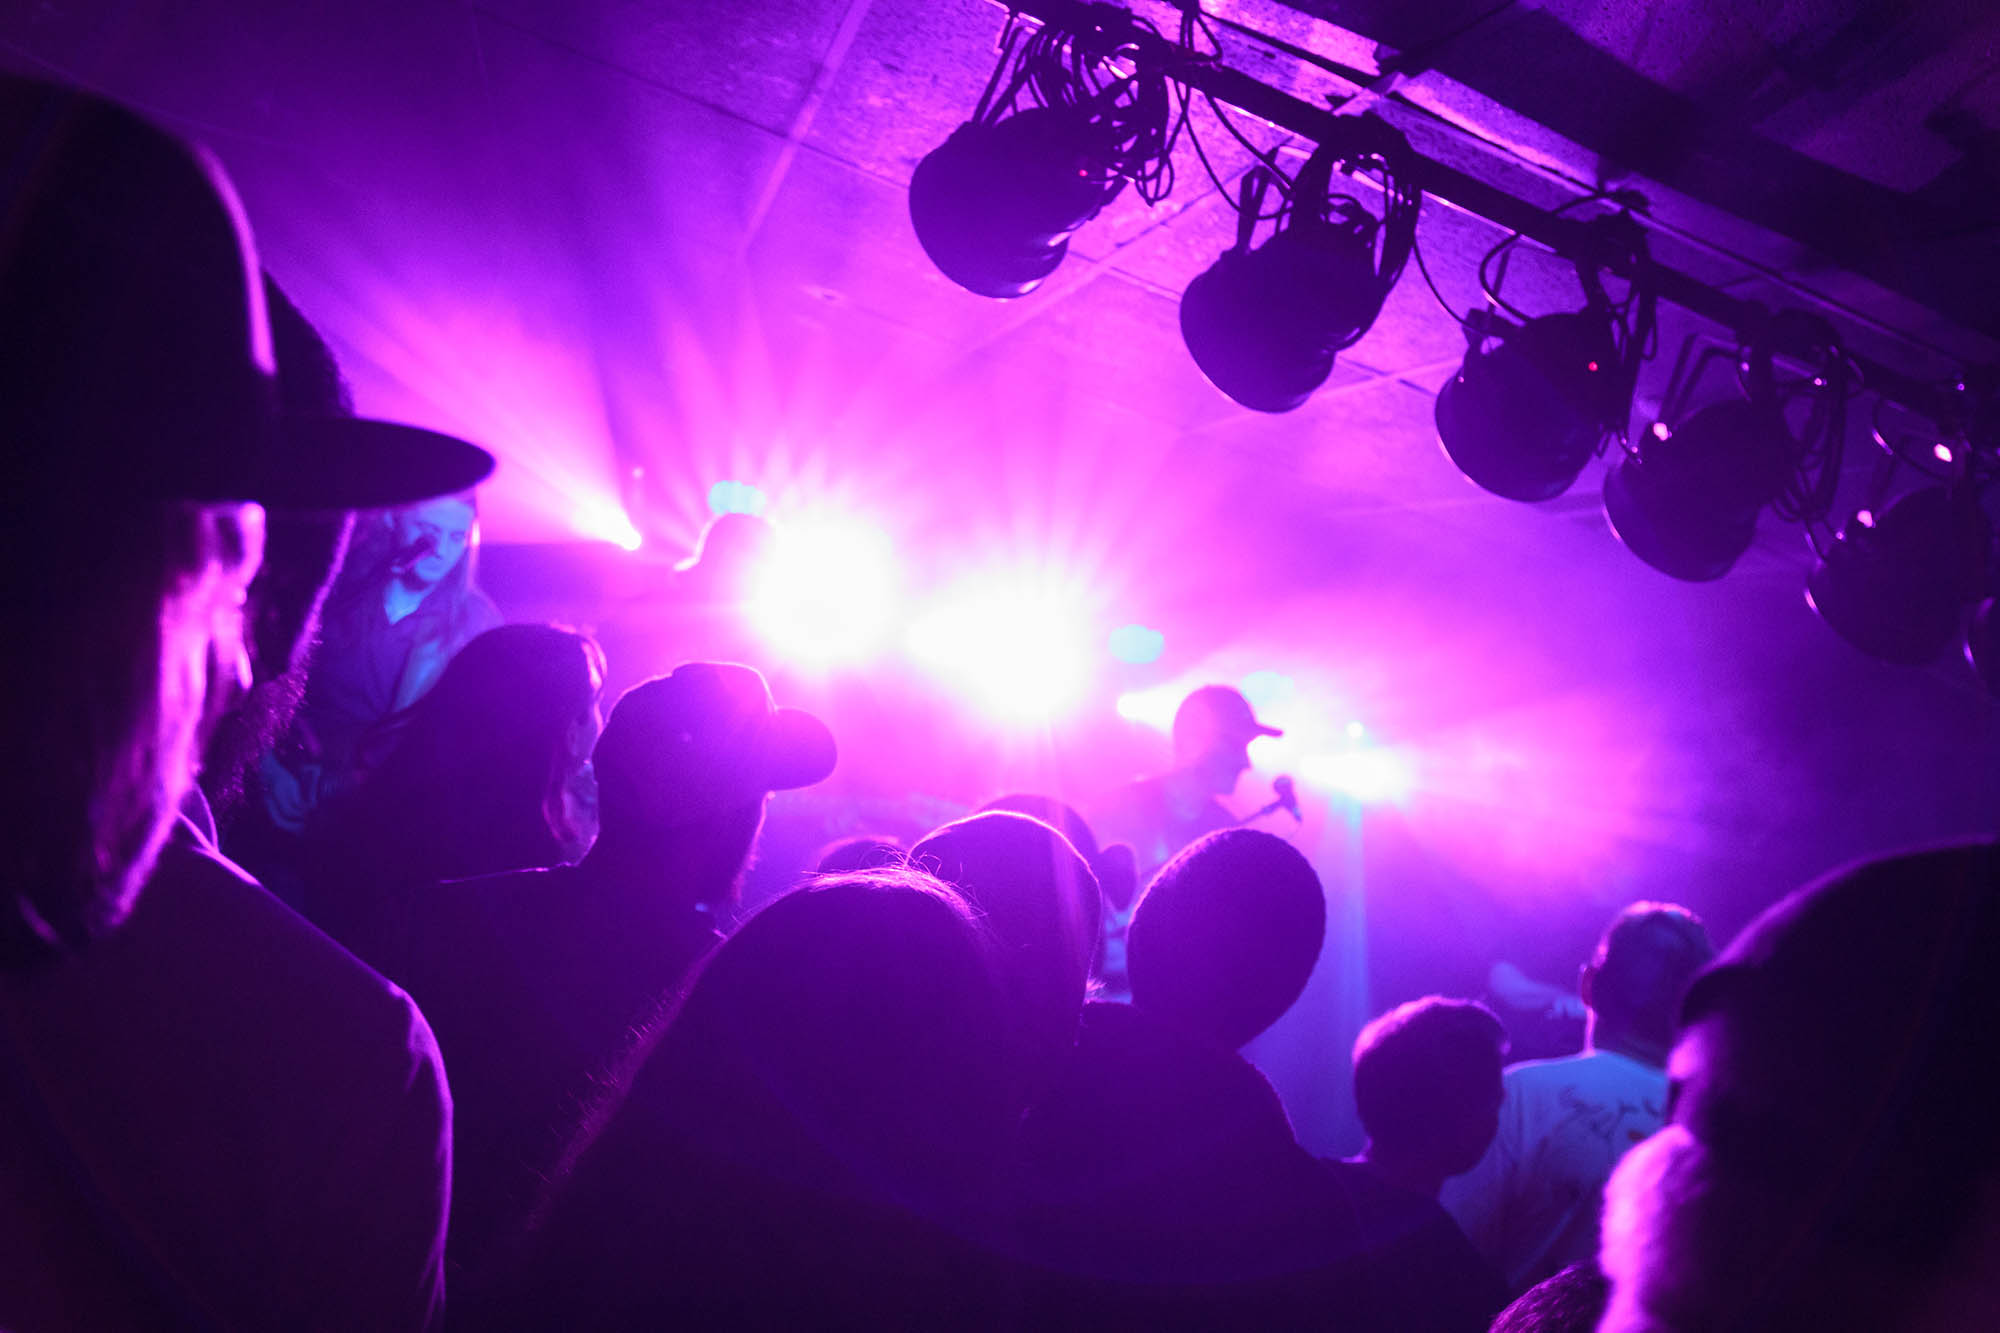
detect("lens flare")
(574, 498), (644, 551)
(910, 575), (1094, 724)
(746, 515), (898, 668)
(1302, 746), (1414, 805)
(1115, 685), (1182, 732)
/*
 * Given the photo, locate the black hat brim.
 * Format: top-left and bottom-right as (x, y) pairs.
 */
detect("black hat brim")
(251, 417), (496, 512)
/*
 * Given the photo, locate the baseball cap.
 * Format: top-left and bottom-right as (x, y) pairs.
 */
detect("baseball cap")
(592, 662), (837, 825)
(1172, 684), (1283, 756)
(0, 76), (493, 511)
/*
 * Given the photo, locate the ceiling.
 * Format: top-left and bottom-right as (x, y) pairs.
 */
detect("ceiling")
(6, 0), (1996, 1002)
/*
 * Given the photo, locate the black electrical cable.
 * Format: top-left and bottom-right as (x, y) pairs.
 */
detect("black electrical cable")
(1408, 233), (1481, 330)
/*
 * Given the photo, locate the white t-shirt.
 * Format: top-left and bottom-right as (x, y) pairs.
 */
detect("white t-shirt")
(1439, 1047), (1666, 1293)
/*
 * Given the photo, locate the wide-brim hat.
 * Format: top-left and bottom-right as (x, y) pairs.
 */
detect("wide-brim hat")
(0, 76), (493, 512)
(593, 662), (837, 824)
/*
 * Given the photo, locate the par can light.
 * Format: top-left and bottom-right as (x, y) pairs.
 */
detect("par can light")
(1436, 311), (1624, 502)
(1604, 400), (1796, 581)
(1806, 485), (1992, 665)
(909, 107), (1125, 299)
(1180, 122), (1421, 414)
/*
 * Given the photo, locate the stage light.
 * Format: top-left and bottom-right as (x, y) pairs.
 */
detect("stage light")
(1115, 685), (1181, 731)
(1606, 316), (1853, 581)
(910, 11), (1171, 299)
(707, 479), (768, 516)
(1806, 485), (1992, 665)
(746, 516), (899, 668)
(909, 575), (1094, 722)
(1180, 117), (1421, 413)
(1108, 622), (1166, 664)
(1301, 746), (1413, 805)
(1436, 219), (1656, 501)
(574, 498), (644, 551)
(1605, 398), (1793, 580)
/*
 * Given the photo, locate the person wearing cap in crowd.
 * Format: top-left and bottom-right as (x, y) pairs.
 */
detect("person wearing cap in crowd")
(0, 76), (490, 1330)
(1597, 840), (2000, 1332)
(392, 661), (837, 1291)
(1442, 902), (1716, 1296)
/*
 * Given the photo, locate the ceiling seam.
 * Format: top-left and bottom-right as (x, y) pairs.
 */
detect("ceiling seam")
(739, 0), (880, 255)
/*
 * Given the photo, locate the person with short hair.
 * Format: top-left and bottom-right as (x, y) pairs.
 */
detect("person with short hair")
(1322, 997), (1511, 1331)
(1442, 902), (1716, 1293)
(1349, 997), (1509, 1200)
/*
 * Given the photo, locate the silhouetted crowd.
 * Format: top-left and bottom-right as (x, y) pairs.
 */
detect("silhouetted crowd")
(4, 77), (1998, 1333)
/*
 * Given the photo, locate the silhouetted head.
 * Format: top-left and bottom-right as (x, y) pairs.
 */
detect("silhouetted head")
(980, 793), (1099, 861)
(980, 790), (1140, 917)
(913, 811), (1101, 1090)
(814, 835), (906, 875)
(1171, 684), (1281, 796)
(1126, 828), (1325, 1049)
(1352, 996), (1508, 1184)
(675, 511), (776, 594)
(1600, 840), (2000, 1332)
(355, 624), (606, 878)
(1583, 902), (1715, 1062)
(591, 662), (836, 907)
(620, 867), (1015, 1213)
(1492, 1264), (1611, 1333)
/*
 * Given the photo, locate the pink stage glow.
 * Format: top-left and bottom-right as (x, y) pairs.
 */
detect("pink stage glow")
(574, 498), (645, 550)
(748, 513), (900, 669)
(1301, 747), (1416, 805)
(908, 573), (1096, 725)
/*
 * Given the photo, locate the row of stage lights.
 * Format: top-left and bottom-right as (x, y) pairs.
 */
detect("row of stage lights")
(905, 6), (2000, 694)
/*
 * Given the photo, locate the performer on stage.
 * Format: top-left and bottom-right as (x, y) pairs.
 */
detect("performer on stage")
(1097, 684), (1285, 884)
(1092, 684), (1285, 999)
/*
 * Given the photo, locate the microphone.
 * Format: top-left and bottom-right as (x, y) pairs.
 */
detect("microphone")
(1236, 775), (1306, 826)
(1273, 774), (1302, 822)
